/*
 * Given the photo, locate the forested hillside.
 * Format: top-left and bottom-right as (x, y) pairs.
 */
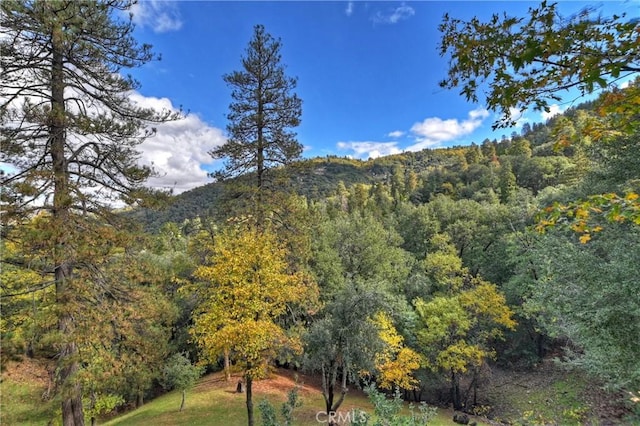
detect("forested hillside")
(2, 1), (639, 426)
(132, 103), (595, 232)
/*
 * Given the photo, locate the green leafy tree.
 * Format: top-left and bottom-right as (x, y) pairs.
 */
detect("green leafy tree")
(415, 235), (516, 410)
(439, 1), (640, 129)
(498, 162), (517, 203)
(394, 203), (440, 260)
(310, 212), (412, 298)
(522, 225), (640, 392)
(160, 353), (204, 412)
(303, 282), (385, 417)
(390, 166), (407, 206)
(211, 24), (302, 219)
(0, 1), (179, 424)
(258, 386), (302, 426)
(464, 143), (483, 165)
(506, 137), (532, 158)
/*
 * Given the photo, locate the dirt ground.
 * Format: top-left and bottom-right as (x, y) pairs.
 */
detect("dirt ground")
(194, 367), (328, 399)
(2, 357), (52, 388)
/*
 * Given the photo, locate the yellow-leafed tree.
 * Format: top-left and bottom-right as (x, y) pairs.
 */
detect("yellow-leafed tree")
(371, 311), (421, 391)
(415, 234), (516, 410)
(190, 224), (318, 426)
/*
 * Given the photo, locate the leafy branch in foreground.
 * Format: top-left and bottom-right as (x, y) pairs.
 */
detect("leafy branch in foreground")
(439, 0), (639, 129)
(536, 192), (640, 243)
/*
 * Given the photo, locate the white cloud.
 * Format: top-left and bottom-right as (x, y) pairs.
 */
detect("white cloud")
(372, 2), (415, 24)
(409, 107), (489, 145)
(130, 0), (182, 33)
(337, 108), (490, 159)
(345, 1), (354, 16)
(469, 108), (490, 120)
(0, 162), (17, 175)
(387, 130), (405, 138)
(130, 93), (225, 194)
(508, 107), (528, 128)
(540, 104), (564, 121)
(337, 141), (401, 159)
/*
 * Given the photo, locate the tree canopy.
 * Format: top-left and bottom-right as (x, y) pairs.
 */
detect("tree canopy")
(439, 1), (640, 129)
(191, 224), (318, 426)
(211, 24), (302, 191)
(1, 1), (179, 424)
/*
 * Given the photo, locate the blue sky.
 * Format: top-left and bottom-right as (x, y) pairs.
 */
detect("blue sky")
(123, 0), (638, 192)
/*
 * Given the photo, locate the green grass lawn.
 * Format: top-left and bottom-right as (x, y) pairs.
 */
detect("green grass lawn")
(495, 375), (591, 425)
(102, 371), (488, 426)
(0, 370), (57, 425)
(0, 360), (487, 426)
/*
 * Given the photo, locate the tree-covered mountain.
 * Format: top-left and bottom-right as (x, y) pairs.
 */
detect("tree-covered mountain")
(3, 2), (638, 424)
(132, 99), (596, 233)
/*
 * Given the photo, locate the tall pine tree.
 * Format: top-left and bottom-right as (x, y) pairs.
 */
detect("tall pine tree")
(211, 24), (302, 222)
(1, 1), (179, 424)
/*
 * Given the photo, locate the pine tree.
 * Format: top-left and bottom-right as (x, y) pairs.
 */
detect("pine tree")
(211, 24), (302, 217)
(1, 1), (179, 424)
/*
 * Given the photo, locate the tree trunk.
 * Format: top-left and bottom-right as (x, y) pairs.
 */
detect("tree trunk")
(256, 76), (264, 193)
(136, 390), (144, 408)
(246, 373), (254, 426)
(321, 363), (335, 415)
(474, 377), (478, 406)
(536, 332), (545, 358)
(90, 391), (96, 426)
(256, 130), (265, 224)
(51, 14), (84, 425)
(224, 349), (231, 381)
(180, 390), (185, 411)
(330, 366), (348, 413)
(451, 369), (462, 411)
(59, 331), (83, 426)
(325, 379), (334, 414)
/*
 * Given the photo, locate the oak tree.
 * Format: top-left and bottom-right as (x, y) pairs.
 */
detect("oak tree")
(519, 225), (640, 393)
(439, 1), (640, 129)
(415, 235), (516, 410)
(160, 353), (204, 412)
(371, 311), (421, 391)
(303, 282), (385, 417)
(190, 224), (317, 426)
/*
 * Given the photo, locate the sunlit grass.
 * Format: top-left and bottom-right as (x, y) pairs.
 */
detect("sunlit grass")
(1, 362), (487, 426)
(0, 373), (57, 425)
(102, 371), (486, 426)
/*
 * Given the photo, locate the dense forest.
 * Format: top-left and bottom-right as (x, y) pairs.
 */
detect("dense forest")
(1, 1), (639, 426)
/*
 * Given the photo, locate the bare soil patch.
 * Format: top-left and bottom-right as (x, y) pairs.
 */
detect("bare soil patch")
(195, 367), (361, 400)
(1, 357), (52, 388)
